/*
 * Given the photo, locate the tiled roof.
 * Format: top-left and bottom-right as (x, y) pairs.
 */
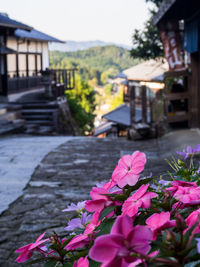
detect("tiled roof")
(0, 13), (32, 30)
(102, 104), (151, 126)
(15, 29), (64, 43)
(122, 59), (168, 82)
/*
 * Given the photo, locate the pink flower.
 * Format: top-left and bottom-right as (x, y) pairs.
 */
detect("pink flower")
(15, 233), (49, 263)
(185, 209), (200, 234)
(85, 187), (109, 213)
(66, 212), (100, 250)
(85, 187), (120, 214)
(122, 184), (158, 217)
(146, 212), (176, 240)
(74, 256), (89, 267)
(166, 181), (197, 196)
(112, 151), (146, 188)
(89, 215), (153, 267)
(173, 186), (200, 205)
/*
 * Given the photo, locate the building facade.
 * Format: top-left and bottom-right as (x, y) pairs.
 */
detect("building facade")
(0, 13), (62, 100)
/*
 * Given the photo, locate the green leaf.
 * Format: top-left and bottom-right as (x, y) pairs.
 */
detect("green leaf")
(44, 259), (58, 267)
(63, 262), (74, 267)
(99, 206), (116, 220)
(183, 221), (200, 247)
(184, 260), (200, 267)
(96, 218), (115, 236)
(89, 259), (101, 267)
(128, 177), (154, 192)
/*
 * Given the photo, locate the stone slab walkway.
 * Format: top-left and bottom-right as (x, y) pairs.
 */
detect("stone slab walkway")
(0, 136), (75, 214)
(0, 129), (200, 266)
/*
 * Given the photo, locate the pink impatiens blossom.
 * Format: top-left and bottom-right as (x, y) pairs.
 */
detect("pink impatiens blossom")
(146, 211), (176, 240)
(74, 256), (89, 267)
(185, 209), (200, 234)
(15, 232), (49, 263)
(89, 215), (153, 267)
(112, 151), (146, 188)
(173, 186), (200, 205)
(166, 180), (197, 196)
(122, 184), (158, 217)
(85, 186), (120, 214)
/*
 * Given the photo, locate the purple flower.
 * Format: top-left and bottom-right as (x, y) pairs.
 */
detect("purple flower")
(64, 212), (92, 231)
(177, 146), (193, 159)
(159, 180), (171, 186)
(196, 238), (200, 254)
(96, 181), (106, 187)
(177, 144), (200, 159)
(62, 201), (86, 212)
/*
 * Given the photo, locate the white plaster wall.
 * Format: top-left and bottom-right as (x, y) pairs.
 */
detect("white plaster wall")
(29, 41), (37, 52)
(37, 54), (42, 71)
(7, 54), (16, 76)
(42, 42), (49, 70)
(7, 38), (17, 50)
(18, 41), (27, 52)
(18, 54), (26, 76)
(37, 42), (42, 52)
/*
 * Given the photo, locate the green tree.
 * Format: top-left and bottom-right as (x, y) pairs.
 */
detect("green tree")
(65, 75), (96, 135)
(130, 0), (164, 60)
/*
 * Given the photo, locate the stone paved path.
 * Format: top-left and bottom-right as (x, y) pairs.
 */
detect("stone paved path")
(0, 136), (74, 214)
(0, 137), (171, 267)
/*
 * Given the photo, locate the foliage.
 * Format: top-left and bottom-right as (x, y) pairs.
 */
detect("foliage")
(110, 87), (123, 110)
(50, 46), (140, 85)
(130, 1), (164, 60)
(145, 0), (163, 8)
(15, 145), (200, 267)
(104, 84), (113, 96)
(66, 75), (96, 135)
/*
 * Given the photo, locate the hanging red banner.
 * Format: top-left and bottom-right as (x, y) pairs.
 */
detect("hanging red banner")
(159, 21), (183, 71)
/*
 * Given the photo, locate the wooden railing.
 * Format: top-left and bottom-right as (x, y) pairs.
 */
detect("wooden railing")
(50, 69), (76, 90)
(6, 68), (76, 96)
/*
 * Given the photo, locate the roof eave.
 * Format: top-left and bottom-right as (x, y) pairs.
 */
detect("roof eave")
(153, 0), (177, 25)
(0, 22), (32, 31)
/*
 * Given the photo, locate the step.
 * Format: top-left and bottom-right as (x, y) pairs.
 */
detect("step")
(22, 114), (53, 120)
(26, 120), (54, 126)
(22, 109), (57, 114)
(22, 103), (58, 109)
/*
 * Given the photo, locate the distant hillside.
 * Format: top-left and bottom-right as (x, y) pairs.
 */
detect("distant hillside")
(50, 45), (139, 84)
(49, 40), (131, 52)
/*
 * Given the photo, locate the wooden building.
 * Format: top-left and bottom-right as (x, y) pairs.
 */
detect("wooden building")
(154, 0), (200, 128)
(0, 13), (63, 101)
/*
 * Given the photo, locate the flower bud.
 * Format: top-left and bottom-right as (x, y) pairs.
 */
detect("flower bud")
(177, 159), (184, 166)
(165, 229), (175, 242)
(176, 214), (187, 231)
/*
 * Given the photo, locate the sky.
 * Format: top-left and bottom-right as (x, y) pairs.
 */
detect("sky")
(0, 0), (153, 46)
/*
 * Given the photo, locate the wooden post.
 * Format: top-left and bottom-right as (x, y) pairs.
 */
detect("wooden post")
(16, 54), (19, 77)
(190, 53), (199, 128)
(141, 85), (147, 123)
(130, 85), (136, 127)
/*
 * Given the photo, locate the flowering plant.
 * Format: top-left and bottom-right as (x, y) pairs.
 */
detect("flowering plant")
(16, 147), (200, 266)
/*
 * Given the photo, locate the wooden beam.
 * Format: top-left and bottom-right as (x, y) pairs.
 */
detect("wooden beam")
(189, 53), (199, 128)
(141, 85), (147, 123)
(130, 85), (136, 127)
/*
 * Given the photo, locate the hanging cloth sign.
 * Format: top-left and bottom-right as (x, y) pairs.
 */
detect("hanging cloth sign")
(159, 21), (183, 71)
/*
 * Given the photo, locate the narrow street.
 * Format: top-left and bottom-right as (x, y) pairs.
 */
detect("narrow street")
(0, 129), (200, 266)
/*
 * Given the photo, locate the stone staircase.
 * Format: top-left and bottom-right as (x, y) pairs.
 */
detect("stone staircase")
(21, 102), (59, 135)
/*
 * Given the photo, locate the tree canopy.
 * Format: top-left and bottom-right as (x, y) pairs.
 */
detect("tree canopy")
(130, 0), (164, 60)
